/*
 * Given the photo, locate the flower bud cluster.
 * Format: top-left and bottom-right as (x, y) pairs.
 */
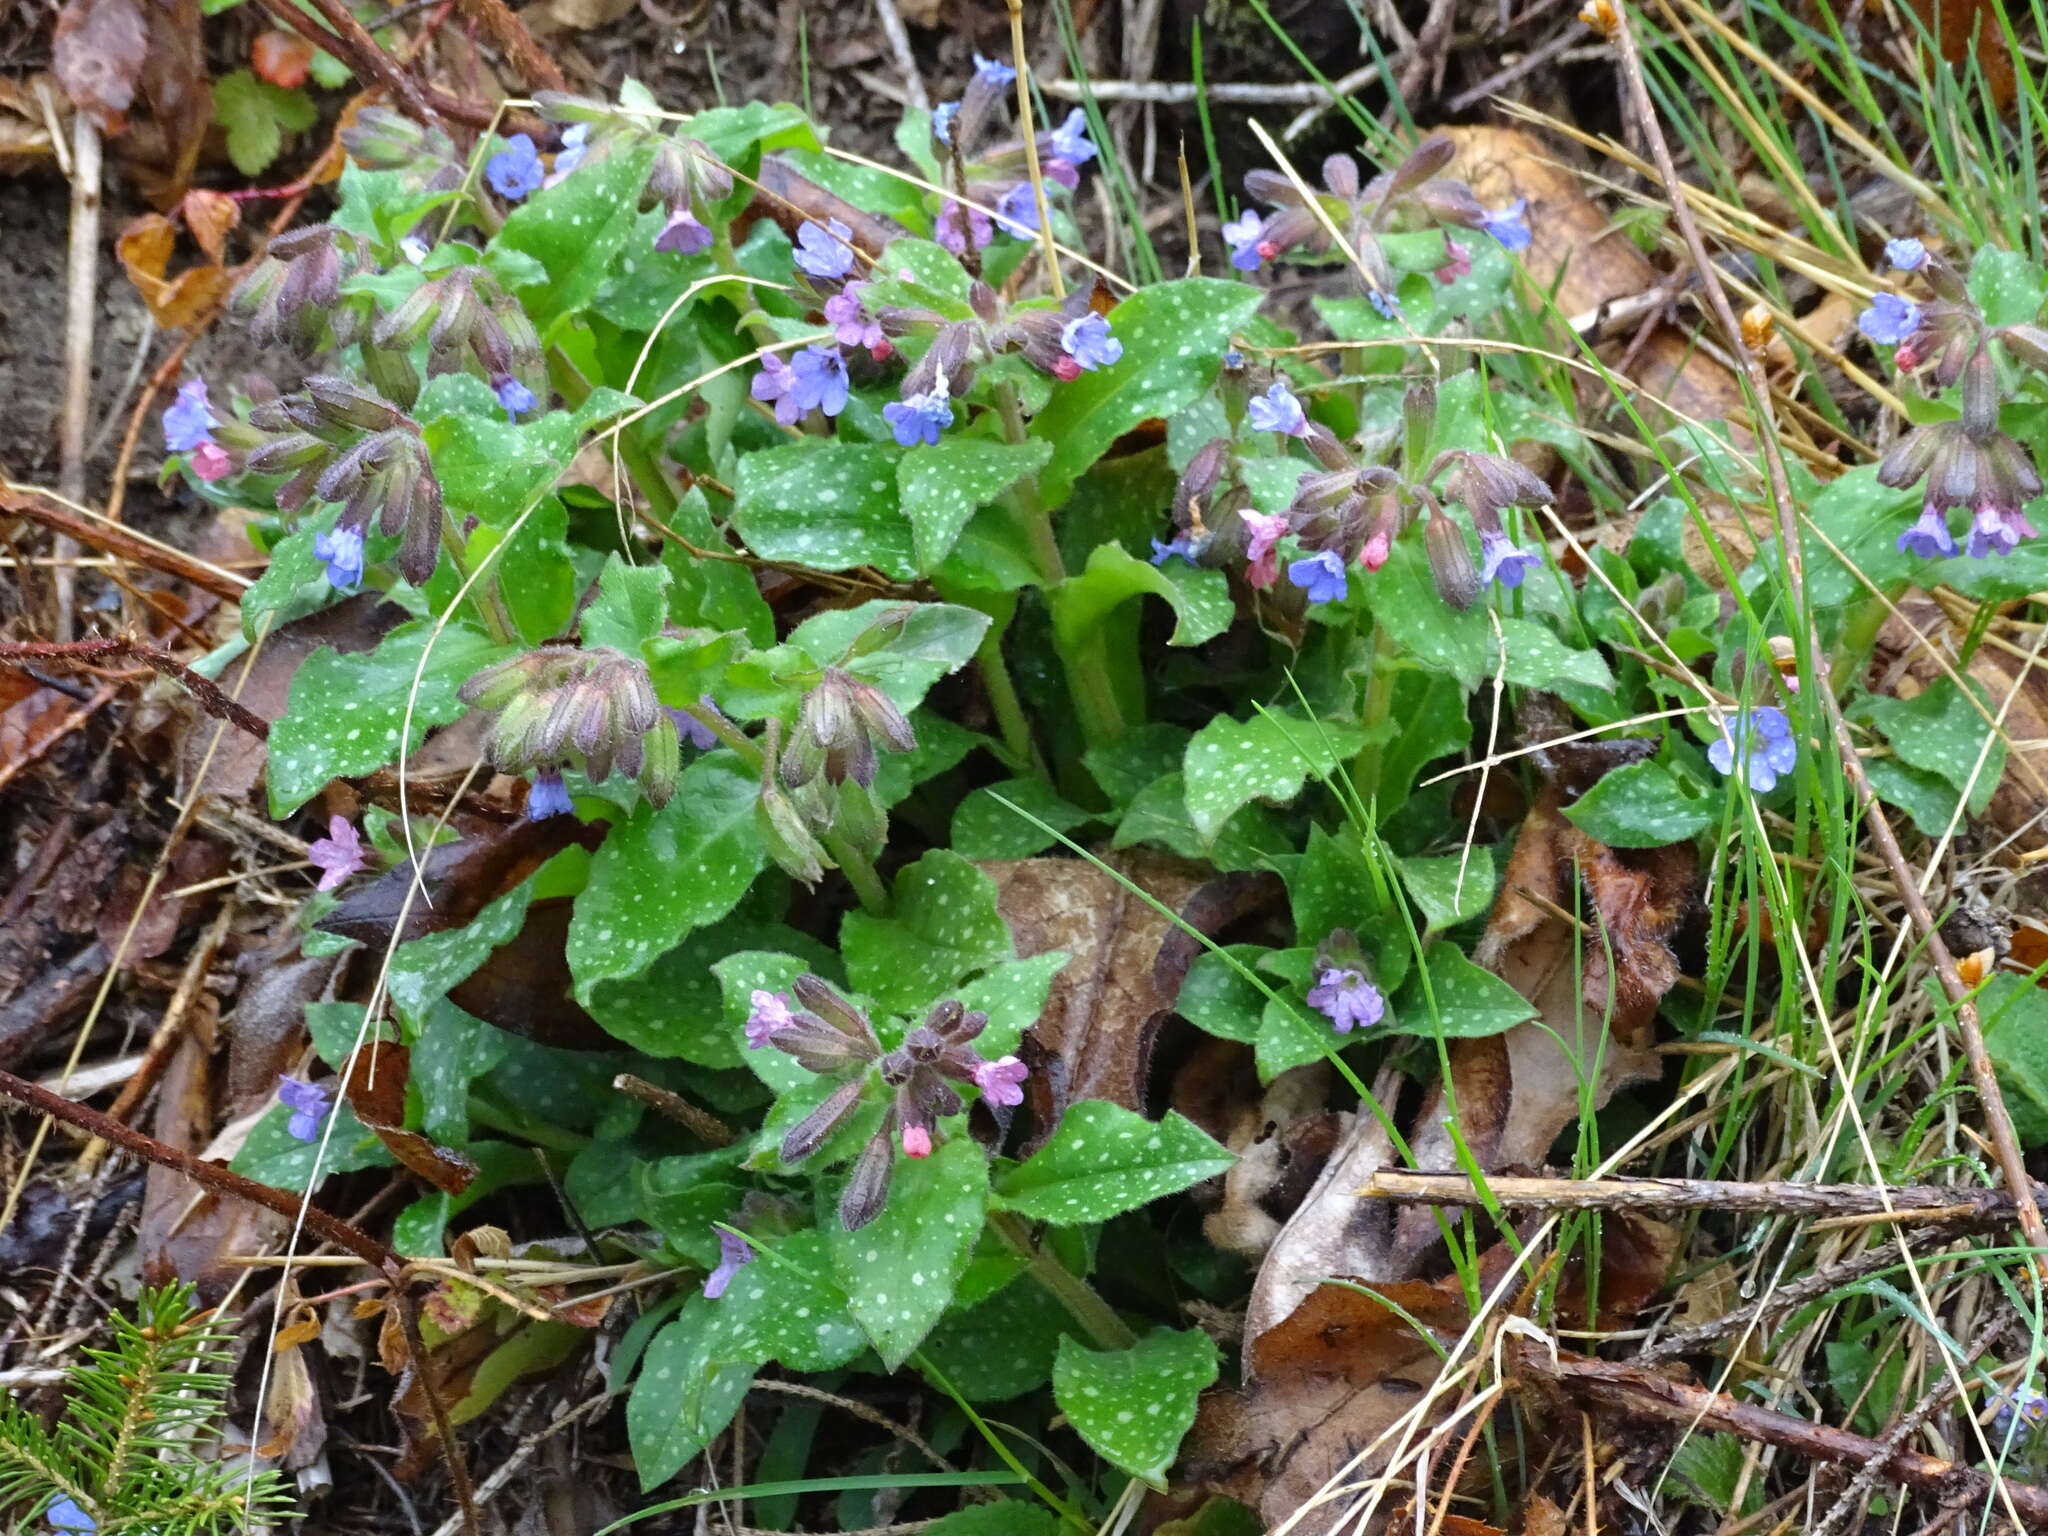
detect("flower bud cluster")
(459, 645), (679, 809)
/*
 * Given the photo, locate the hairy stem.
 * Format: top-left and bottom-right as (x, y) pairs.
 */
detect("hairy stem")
(974, 613), (1049, 781)
(989, 1209), (1136, 1351)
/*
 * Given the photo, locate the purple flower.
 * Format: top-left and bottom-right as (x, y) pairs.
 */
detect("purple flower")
(932, 101), (960, 144)
(1247, 381), (1308, 437)
(1435, 238), (1472, 283)
(973, 52), (1017, 86)
(703, 1224), (754, 1299)
(1060, 312), (1123, 371)
(527, 769), (574, 820)
(1885, 236), (1927, 272)
(666, 699), (721, 750)
(794, 217), (857, 280)
(936, 199), (994, 254)
(825, 285), (885, 351)
(163, 379), (218, 453)
(1707, 705), (1797, 793)
(1223, 209), (1266, 271)
(655, 207), (713, 255)
(902, 1123), (934, 1157)
(1150, 536), (1197, 566)
(485, 133), (544, 201)
(972, 1054), (1028, 1107)
(883, 390), (954, 447)
(307, 815), (366, 892)
(493, 374), (537, 419)
(1306, 967), (1385, 1033)
(277, 1076), (333, 1143)
(1288, 548), (1349, 604)
(1858, 292), (1923, 346)
(1478, 530), (1542, 588)
(1896, 505), (1957, 559)
(313, 525), (365, 590)
(1477, 199), (1531, 252)
(994, 183), (1042, 239)
(745, 988), (798, 1048)
(752, 346), (850, 425)
(1242, 509), (1288, 590)
(44, 1498), (95, 1533)
(1994, 1388), (2048, 1441)
(1969, 502), (2041, 558)
(1049, 109), (1097, 166)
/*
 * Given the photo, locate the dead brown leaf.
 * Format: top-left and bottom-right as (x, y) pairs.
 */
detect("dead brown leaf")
(985, 853), (1279, 1145)
(342, 1040), (479, 1195)
(116, 210), (229, 329)
(52, 0), (148, 131)
(181, 188), (239, 264)
(1196, 1061), (1344, 1264)
(1185, 1279), (1469, 1535)
(0, 76), (66, 173)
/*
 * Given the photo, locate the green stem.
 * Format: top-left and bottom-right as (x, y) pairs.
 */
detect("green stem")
(822, 830), (891, 915)
(915, 1352), (1092, 1532)
(440, 511), (516, 645)
(1054, 609), (1130, 747)
(1829, 583), (1899, 697)
(993, 381), (1065, 586)
(974, 614), (1048, 782)
(1349, 619), (1402, 808)
(989, 1209), (1137, 1351)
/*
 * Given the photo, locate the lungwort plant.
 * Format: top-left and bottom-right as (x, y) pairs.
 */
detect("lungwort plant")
(158, 57), (2048, 1518)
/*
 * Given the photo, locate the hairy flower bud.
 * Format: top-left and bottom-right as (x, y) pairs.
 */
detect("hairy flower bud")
(1960, 344), (2000, 437)
(1425, 507), (1480, 611)
(2001, 323), (2048, 374)
(307, 376), (404, 433)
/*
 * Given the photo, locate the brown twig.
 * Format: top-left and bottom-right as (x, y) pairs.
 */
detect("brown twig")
(0, 637), (270, 741)
(454, 0), (565, 92)
(1517, 1345), (2048, 1527)
(1602, 0), (2048, 1278)
(246, 0), (496, 130)
(612, 1073), (736, 1146)
(55, 112), (102, 642)
(0, 1066), (483, 1536)
(1, 485), (249, 602)
(1360, 1171), (2047, 1227)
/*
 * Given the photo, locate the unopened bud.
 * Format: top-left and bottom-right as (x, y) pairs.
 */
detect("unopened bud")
(1425, 508), (1480, 611)
(2001, 323), (2048, 373)
(307, 375), (403, 433)
(758, 784), (828, 884)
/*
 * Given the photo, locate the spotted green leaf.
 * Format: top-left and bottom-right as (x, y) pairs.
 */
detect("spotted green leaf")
(1052, 543), (1235, 650)
(831, 1135), (990, 1368)
(1397, 945), (1534, 1039)
(951, 778), (1093, 859)
(732, 441), (915, 576)
(900, 438), (1052, 572)
(266, 621), (510, 817)
(841, 850), (1013, 1013)
(491, 142), (657, 328)
(993, 1102), (1233, 1224)
(581, 554), (672, 654)
(1182, 710), (1366, 842)
(1863, 677), (2004, 814)
(567, 753), (766, 994)
(1396, 847), (1499, 929)
(1564, 760), (1715, 848)
(1052, 1327), (1219, 1486)
(952, 951), (1069, 1059)
(388, 878), (533, 1022)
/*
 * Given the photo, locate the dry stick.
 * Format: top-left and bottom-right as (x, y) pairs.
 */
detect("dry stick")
(0, 486), (249, 601)
(1360, 1172), (2048, 1226)
(611, 1073), (736, 1147)
(1517, 1346), (2048, 1527)
(247, 0), (494, 130)
(870, 0), (929, 112)
(54, 112), (102, 643)
(0, 1066), (483, 1536)
(1005, 0), (1064, 300)
(1602, 0), (2048, 1278)
(0, 637), (270, 741)
(452, 0), (565, 92)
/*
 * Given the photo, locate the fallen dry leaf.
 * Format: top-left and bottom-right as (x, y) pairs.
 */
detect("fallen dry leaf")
(1185, 1278), (1469, 1535)
(0, 76), (66, 173)
(342, 1040), (479, 1195)
(985, 853), (1279, 1146)
(1196, 1061), (1344, 1263)
(181, 188), (239, 264)
(251, 30), (315, 89)
(52, 0), (148, 131)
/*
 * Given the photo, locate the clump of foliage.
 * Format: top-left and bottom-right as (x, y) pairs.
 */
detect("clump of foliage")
(150, 47), (2048, 1524)
(0, 1284), (295, 1534)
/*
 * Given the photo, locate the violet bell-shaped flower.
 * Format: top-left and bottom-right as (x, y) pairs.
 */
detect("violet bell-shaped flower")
(277, 1076), (333, 1142)
(1476, 199), (1532, 251)
(883, 389), (954, 447)
(1886, 236), (1928, 272)
(1479, 530), (1542, 588)
(1247, 381), (1310, 437)
(793, 217), (858, 280)
(1858, 291), (1923, 346)
(526, 770), (574, 820)
(752, 346), (850, 424)
(163, 378), (219, 452)
(1707, 706), (1797, 793)
(1059, 311), (1122, 373)
(1241, 510), (1289, 590)
(825, 284), (888, 354)
(306, 815), (366, 891)
(655, 206), (713, 255)
(1288, 548), (1349, 604)
(485, 134), (544, 200)
(1223, 209), (1266, 271)
(1307, 967), (1386, 1033)
(702, 1225), (754, 1299)
(313, 525), (365, 590)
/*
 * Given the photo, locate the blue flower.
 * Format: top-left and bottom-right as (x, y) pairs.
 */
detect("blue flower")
(704, 1224), (755, 1299)
(752, 346), (850, 424)
(493, 374), (537, 419)
(973, 52), (1017, 86)
(314, 526), (365, 590)
(1858, 292), (1923, 346)
(553, 122), (589, 177)
(655, 207), (713, 255)
(993, 183), (1041, 239)
(667, 698), (722, 751)
(1247, 381), (1308, 437)
(1223, 209), (1266, 271)
(794, 217), (857, 280)
(1885, 236), (1927, 272)
(162, 379), (218, 453)
(1306, 967), (1385, 1033)
(883, 390), (954, 447)
(932, 101), (959, 144)
(1994, 1387), (2048, 1442)
(1477, 198), (1531, 252)
(1895, 505), (1956, 559)
(1149, 536), (1197, 566)
(1479, 530), (1542, 588)
(276, 1077), (333, 1143)
(1707, 706), (1797, 793)
(1288, 548), (1349, 604)
(1049, 108), (1097, 166)
(527, 769), (575, 820)
(1060, 312), (1123, 371)
(485, 133), (544, 201)
(1368, 289), (1401, 321)
(44, 1497), (95, 1532)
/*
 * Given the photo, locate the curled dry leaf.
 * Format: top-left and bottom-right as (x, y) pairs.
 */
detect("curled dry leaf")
(1191, 1059), (1345, 1264)
(251, 30), (316, 90)
(52, 0), (148, 131)
(116, 211), (231, 329)
(0, 76), (68, 173)
(1184, 1278), (1469, 1535)
(181, 188), (240, 264)
(986, 852), (1279, 1146)
(342, 1039), (479, 1195)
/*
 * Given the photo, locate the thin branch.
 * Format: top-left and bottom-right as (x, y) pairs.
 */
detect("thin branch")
(0, 637), (269, 740)
(1360, 1171), (2048, 1226)
(1, 484), (249, 601)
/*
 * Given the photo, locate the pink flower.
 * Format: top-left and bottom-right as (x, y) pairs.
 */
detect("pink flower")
(745, 989), (798, 1049)
(1241, 511), (1289, 590)
(1357, 529), (1391, 571)
(1434, 238), (1472, 284)
(901, 1124), (934, 1158)
(971, 1054), (1028, 1108)
(189, 442), (233, 482)
(306, 815), (366, 892)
